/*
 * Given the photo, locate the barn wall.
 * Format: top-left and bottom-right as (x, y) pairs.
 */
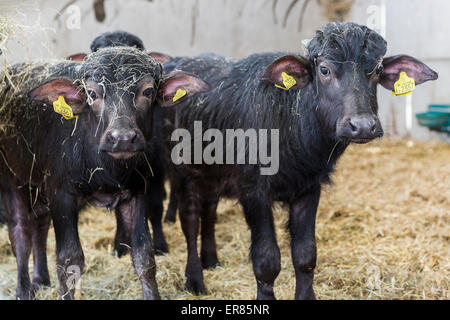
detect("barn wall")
(1, 0), (449, 141)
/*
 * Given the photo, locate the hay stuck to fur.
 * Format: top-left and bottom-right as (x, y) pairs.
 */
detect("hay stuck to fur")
(0, 60), (72, 136)
(0, 14), (21, 131)
(0, 9), (54, 132)
(0, 45), (160, 142)
(0, 138), (448, 300)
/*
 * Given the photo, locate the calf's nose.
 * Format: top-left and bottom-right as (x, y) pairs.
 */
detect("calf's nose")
(349, 116), (377, 137)
(339, 114), (382, 142)
(108, 129), (138, 150)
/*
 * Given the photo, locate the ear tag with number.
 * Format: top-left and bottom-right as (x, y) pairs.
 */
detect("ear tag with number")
(173, 89), (187, 102)
(274, 72), (296, 90)
(53, 96), (78, 119)
(392, 72), (415, 96)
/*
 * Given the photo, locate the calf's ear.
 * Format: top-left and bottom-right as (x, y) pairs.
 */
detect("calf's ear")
(67, 53), (88, 61)
(148, 51), (173, 64)
(157, 72), (209, 107)
(380, 55), (438, 91)
(28, 78), (86, 114)
(261, 55), (312, 90)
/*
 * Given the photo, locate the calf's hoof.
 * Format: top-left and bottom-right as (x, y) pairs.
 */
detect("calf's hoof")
(16, 287), (34, 300)
(201, 256), (219, 269)
(295, 288), (316, 300)
(154, 241), (169, 256)
(185, 277), (207, 295)
(32, 275), (51, 294)
(114, 244), (130, 258)
(256, 283), (276, 300)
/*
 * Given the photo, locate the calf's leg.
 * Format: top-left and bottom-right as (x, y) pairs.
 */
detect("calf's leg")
(164, 187), (178, 223)
(164, 174), (178, 223)
(116, 181), (168, 257)
(147, 181), (168, 255)
(3, 188), (34, 300)
(179, 184), (205, 294)
(50, 191), (84, 300)
(200, 197), (219, 269)
(117, 195), (160, 299)
(113, 209), (130, 257)
(240, 193), (280, 300)
(289, 186), (320, 300)
(31, 212), (51, 292)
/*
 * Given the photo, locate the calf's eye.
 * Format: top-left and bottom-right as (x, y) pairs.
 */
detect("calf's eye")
(319, 66), (330, 76)
(87, 90), (97, 101)
(375, 65), (384, 75)
(142, 88), (153, 98)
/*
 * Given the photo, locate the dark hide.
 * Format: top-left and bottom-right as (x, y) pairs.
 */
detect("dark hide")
(87, 31), (169, 257)
(0, 189), (6, 224)
(90, 30), (145, 52)
(162, 22), (438, 299)
(0, 47), (208, 300)
(62, 31), (171, 257)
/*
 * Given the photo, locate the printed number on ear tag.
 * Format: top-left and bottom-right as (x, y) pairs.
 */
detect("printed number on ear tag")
(53, 96), (78, 120)
(392, 72), (415, 96)
(173, 89), (187, 102)
(275, 72), (296, 90)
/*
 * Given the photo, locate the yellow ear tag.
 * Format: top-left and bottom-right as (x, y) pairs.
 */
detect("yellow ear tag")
(274, 72), (296, 90)
(173, 89), (187, 102)
(392, 72), (415, 96)
(53, 96), (78, 120)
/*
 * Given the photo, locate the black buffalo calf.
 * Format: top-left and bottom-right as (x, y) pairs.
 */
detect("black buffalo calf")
(163, 22), (438, 299)
(0, 46), (208, 299)
(67, 31), (174, 256)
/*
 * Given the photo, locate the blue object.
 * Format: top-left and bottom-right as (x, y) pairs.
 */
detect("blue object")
(428, 104), (450, 113)
(415, 105), (450, 133)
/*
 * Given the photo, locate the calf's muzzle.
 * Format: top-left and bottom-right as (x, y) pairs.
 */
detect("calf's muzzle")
(337, 114), (383, 143)
(100, 127), (145, 160)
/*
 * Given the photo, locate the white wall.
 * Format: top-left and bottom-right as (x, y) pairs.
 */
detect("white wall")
(1, 0), (449, 141)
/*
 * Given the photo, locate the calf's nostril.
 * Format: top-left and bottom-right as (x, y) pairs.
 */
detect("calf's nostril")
(108, 130), (138, 143)
(104, 129), (143, 153)
(130, 132), (138, 143)
(111, 129), (127, 143)
(108, 131), (118, 143)
(349, 119), (358, 133)
(371, 123), (377, 133)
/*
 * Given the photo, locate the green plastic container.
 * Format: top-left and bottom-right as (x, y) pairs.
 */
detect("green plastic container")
(428, 104), (450, 113)
(415, 111), (450, 129)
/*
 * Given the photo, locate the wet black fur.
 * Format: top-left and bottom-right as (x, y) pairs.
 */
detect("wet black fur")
(0, 48), (164, 300)
(86, 31), (169, 256)
(162, 22), (389, 299)
(90, 30), (145, 52)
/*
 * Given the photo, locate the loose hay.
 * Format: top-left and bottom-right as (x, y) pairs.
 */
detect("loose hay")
(0, 138), (448, 300)
(0, 9), (55, 132)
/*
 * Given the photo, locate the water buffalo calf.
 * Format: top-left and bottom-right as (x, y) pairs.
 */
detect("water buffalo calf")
(0, 46), (208, 299)
(163, 22), (438, 299)
(70, 30), (172, 257)
(67, 31), (174, 257)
